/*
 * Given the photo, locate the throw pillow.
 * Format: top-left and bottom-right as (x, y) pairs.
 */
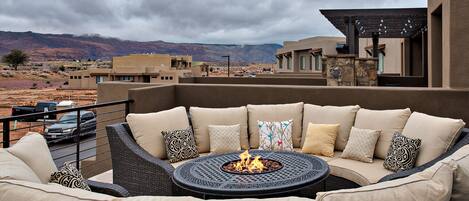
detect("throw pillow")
(162, 127), (199, 163)
(383, 133), (421, 172)
(341, 127), (380, 163)
(302, 104), (360, 151)
(258, 120), (294, 151)
(247, 102), (304, 149)
(302, 123), (340, 157)
(7, 132), (58, 184)
(49, 162), (91, 191)
(208, 124), (241, 154)
(126, 106), (190, 159)
(354, 108), (411, 159)
(402, 112), (465, 166)
(190, 106), (249, 152)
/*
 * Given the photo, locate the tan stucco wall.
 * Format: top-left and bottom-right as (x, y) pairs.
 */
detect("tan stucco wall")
(428, 0), (469, 88)
(113, 54), (172, 72)
(359, 38), (404, 75)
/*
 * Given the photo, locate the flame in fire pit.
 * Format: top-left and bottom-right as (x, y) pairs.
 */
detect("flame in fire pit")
(235, 150), (265, 173)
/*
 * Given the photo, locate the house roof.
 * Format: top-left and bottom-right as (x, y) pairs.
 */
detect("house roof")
(320, 8), (427, 38)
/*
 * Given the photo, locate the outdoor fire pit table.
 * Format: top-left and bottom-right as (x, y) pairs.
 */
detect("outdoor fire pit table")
(172, 150), (330, 198)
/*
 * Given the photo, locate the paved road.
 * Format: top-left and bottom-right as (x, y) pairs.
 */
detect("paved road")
(49, 134), (96, 168)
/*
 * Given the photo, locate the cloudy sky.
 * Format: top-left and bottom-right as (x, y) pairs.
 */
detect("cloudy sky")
(0, 0), (426, 44)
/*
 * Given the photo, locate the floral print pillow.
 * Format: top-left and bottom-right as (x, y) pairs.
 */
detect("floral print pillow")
(258, 120), (294, 151)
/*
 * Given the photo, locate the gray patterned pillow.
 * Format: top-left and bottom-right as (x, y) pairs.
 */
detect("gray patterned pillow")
(383, 133), (421, 172)
(162, 127), (199, 163)
(340, 127), (380, 163)
(50, 162), (91, 191)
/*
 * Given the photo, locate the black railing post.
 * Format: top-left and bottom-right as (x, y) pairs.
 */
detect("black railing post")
(75, 110), (81, 170)
(125, 101), (130, 116)
(2, 120), (10, 148)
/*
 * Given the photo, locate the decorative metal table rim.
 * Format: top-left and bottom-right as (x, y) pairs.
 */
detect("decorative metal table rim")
(172, 150), (330, 197)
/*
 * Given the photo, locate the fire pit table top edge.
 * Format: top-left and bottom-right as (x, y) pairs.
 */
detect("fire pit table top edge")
(172, 150), (330, 197)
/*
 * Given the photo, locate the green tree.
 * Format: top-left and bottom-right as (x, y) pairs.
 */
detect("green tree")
(2, 49), (29, 70)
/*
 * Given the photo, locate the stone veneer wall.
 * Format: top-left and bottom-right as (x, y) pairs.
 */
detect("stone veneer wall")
(323, 55), (378, 86)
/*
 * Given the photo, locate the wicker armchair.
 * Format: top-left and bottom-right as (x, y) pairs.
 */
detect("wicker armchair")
(106, 123), (180, 196)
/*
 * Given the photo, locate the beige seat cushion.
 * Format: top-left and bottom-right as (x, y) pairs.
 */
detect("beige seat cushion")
(328, 158), (394, 186)
(126, 107), (190, 159)
(7, 133), (58, 184)
(316, 161), (456, 201)
(402, 112), (465, 166)
(354, 108), (411, 159)
(294, 148), (342, 162)
(190, 106), (249, 152)
(247, 102), (304, 148)
(0, 179), (114, 201)
(0, 149), (41, 183)
(302, 104), (360, 150)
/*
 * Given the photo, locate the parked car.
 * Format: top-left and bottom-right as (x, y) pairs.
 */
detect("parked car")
(44, 111), (96, 142)
(11, 101), (57, 121)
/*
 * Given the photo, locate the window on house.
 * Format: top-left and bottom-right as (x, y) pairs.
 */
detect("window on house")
(84, 76), (90, 78)
(314, 55), (322, 71)
(278, 58), (283, 69)
(161, 76), (164, 80)
(287, 57), (291, 69)
(309, 56), (313, 70)
(70, 76), (73, 79)
(299, 56), (306, 70)
(169, 76), (173, 80)
(378, 52), (385, 74)
(96, 76), (104, 84)
(78, 76), (82, 79)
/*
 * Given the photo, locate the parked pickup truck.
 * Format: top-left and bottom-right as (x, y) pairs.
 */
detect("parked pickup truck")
(11, 101), (57, 121)
(44, 111), (96, 142)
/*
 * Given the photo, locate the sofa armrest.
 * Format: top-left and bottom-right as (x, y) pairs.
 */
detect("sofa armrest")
(106, 123), (177, 196)
(87, 180), (130, 197)
(379, 128), (469, 182)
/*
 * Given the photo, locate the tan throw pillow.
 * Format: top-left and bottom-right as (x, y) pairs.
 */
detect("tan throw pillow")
(354, 108), (411, 159)
(126, 106), (190, 159)
(0, 149), (41, 183)
(303, 104), (360, 151)
(190, 106), (249, 152)
(402, 112), (465, 166)
(302, 123), (339, 157)
(7, 133), (58, 184)
(208, 124), (241, 154)
(316, 160), (456, 201)
(341, 127), (380, 163)
(247, 102), (304, 148)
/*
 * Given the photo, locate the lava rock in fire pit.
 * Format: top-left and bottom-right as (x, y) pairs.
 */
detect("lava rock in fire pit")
(222, 158), (283, 174)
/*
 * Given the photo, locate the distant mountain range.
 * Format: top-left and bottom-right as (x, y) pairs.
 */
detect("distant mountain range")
(0, 31), (282, 63)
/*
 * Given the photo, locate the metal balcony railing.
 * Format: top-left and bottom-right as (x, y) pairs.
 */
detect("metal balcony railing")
(0, 99), (132, 170)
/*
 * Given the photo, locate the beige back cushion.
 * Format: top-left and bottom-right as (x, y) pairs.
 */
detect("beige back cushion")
(402, 112), (465, 166)
(354, 108), (411, 159)
(0, 180), (114, 201)
(302, 104), (360, 150)
(247, 102), (304, 148)
(316, 160), (456, 201)
(0, 149), (41, 183)
(7, 133), (58, 184)
(126, 106), (190, 159)
(190, 106), (249, 152)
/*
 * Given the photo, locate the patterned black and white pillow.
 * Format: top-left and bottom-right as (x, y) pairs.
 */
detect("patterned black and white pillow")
(50, 162), (91, 191)
(162, 127), (199, 163)
(383, 132), (422, 172)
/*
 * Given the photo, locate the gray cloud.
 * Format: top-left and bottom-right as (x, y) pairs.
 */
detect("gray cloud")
(0, 0), (426, 44)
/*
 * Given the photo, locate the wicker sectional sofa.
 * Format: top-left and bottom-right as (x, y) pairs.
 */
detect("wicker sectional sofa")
(106, 102), (469, 197)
